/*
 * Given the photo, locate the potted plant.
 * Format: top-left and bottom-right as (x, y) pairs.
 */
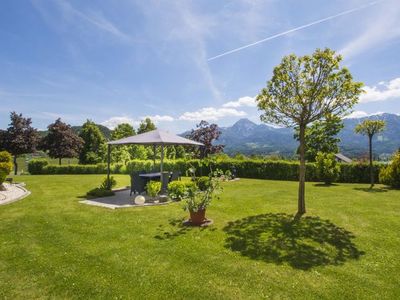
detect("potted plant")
(183, 171), (222, 225)
(146, 181), (162, 202)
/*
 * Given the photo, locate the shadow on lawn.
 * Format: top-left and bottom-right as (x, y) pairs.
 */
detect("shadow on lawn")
(313, 183), (339, 187)
(154, 217), (215, 240)
(353, 187), (389, 193)
(223, 213), (364, 270)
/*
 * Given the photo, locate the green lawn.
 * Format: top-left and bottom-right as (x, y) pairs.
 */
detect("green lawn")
(0, 175), (399, 299)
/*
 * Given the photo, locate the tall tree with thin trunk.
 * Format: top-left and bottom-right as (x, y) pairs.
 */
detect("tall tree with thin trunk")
(40, 118), (84, 165)
(257, 48), (363, 215)
(1, 112), (39, 175)
(355, 119), (385, 188)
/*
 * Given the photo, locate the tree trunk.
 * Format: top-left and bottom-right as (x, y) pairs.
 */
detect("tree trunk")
(369, 135), (374, 188)
(59, 157), (62, 165)
(298, 125), (306, 215)
(13, 155), (18, 175)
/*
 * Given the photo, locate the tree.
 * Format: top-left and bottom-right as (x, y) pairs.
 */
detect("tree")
(40, 118), (84, 165)
(295, 114), (344, 161)
(257, 48), (363, 214)
(79, 120), (107, 164)
(0, 151), (13, 190)
(354, 119), (385, 188)
(137, 118), (157, 160)
(1, 112), (39, 174)
(187, 120), (224, 158)
(110, 123), (135, 164)
(137, 118), (156, 134)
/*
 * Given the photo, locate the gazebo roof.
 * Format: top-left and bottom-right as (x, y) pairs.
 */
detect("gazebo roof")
(108, 129), (203, 146)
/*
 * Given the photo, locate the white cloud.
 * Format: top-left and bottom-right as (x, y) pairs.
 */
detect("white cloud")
(179, 107), (246, 121)
(101, 116), (136, 129)
(345, 111), (385, 119)
(223, 96), (256, 108)
(142, 115), (174, 123)
(361, 77), (400, 103)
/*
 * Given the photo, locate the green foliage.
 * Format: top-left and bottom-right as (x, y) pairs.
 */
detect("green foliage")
(167, 181), (196, 201)
(315, 152), (340, 185)
(355, 120), (386, 137)
(100, 176), (117, 191)
(295, 115), (344, 161)
(146, 181), (161, 197)
(40, 118), (83, 164)
(111, 123), (136, 164)
(79, 120), (107, 164)
(86, 188), (114, 198)
(379, 151), (400, 188)
(183, 171), (222, 212)
(0, 151), (13, 185)
(27, 159), (49, 174)
(137, 118), (156, 134)
(195, 176), (210, 191)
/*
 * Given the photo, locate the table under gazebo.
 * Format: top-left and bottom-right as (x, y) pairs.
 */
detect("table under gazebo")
(106, 129), (203, 192)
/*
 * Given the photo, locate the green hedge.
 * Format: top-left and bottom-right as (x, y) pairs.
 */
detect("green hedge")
(28, 158), (384, 184)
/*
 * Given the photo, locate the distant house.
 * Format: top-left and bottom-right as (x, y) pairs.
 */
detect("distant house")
(334, 153), (352, 163)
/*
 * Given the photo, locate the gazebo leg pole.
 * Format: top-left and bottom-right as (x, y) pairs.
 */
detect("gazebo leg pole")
(160, 144), (166, 195)
(153, 144), (156, 169)
(107, 144), (111, 188)
(160, 144), (164, 173)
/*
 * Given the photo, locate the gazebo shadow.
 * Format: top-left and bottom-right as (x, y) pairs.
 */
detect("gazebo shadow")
(223, 213), (364, 270)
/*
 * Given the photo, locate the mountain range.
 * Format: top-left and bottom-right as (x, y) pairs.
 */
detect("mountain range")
(217, 113), (400, 158)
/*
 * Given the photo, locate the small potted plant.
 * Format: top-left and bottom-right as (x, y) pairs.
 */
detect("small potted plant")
(146, 181), (162, 202)
(183, 171), (222, 225)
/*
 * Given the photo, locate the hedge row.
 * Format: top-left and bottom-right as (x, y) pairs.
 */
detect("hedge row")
(28, 158), (384, 184)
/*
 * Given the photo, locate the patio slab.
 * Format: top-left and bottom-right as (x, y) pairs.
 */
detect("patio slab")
(79, 188), (171, 209)
(0, 183), (31, 206)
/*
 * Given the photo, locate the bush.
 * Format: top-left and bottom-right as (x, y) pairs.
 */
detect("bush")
(28, 159), (48, 174)
(86, 188), (114, 198)
(379, 151), (400, 188)
(315, 152), (340, 184)
(100, 176), (117, 190)
(0, 151), (13, 185)
(195, 176), (210, 191)
(146, 181), (161, 197)
(167, 181), (196, 200)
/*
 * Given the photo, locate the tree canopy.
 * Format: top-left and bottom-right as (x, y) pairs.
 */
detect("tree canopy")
(40, 119), (84, 165)
(0, 112), (39, 174)
(187, 120), (224, 158)
(137, 118), (156, 134)
(257, 48), (363, 214)
(79, 120), (107, 164)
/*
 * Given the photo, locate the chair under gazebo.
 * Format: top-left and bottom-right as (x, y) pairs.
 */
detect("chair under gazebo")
(106, 129), (203, 194)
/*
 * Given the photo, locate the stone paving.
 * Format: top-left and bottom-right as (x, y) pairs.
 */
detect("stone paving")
(0, 183), (31, 205)
(80, 188), (171, 210)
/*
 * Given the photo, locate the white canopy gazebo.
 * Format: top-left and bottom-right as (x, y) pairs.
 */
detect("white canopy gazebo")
(106, 129), (203, 183)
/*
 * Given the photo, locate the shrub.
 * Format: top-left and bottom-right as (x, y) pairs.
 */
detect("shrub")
(167, 181), (196, 201)
(28, 159), (48, 174)
(315, 152), (340, 184)
(379, 151), (400, 188)
(195, 176), (210, 191)
(146, 181), (161, 197)
(86, 188), (114, 198)
(0, 151), (13, 185)
(100, 176), (117, 190)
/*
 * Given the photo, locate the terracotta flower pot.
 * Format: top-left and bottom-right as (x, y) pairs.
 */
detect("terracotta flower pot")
(189, 209), (206, 225)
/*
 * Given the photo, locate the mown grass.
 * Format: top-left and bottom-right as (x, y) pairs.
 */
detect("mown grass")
(0, 175), (399, 299)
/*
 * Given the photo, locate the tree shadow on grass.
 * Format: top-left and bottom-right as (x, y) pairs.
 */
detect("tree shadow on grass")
(154, 217), (216, 240)
(313, 183), (339, 187)
(353, 187), (389, 193)
(223, 213), (364, 270)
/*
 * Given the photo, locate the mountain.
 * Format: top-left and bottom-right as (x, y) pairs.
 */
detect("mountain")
(215, 114), (400, 158)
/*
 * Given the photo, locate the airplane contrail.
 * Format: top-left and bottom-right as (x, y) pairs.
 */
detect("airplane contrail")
(207, 1), (383, 61)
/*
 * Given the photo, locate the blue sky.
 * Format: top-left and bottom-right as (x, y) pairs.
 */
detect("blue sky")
(1, 0), (400, 132)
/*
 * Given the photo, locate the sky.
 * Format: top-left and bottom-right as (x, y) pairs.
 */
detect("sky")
(1, 0), (400, 132)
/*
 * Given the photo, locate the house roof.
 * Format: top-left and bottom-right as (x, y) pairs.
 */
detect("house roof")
(334, 153), (352, 163)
